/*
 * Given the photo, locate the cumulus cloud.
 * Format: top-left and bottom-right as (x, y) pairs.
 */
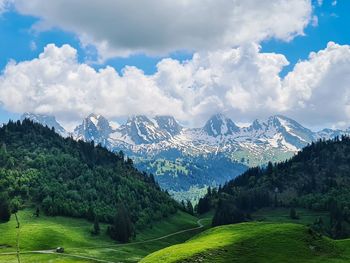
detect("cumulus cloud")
(10, 0), (313, 59)
(154, 44), (289, 124)
(281, 42), (350, 128)
(1, 43), (350, 129)
(0, 44), (183, 127)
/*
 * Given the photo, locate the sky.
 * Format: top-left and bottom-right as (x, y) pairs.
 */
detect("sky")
(0, 0), (349, 130)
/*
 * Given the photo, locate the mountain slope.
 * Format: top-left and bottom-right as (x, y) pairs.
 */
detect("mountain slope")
(141, 222), (348, 263)
(21, 112), (67, 137)
(136, 154), (247, 191)
(73, 113), (116, 145)
(203, 113), (240, 137)
(205, 136), (350, 238)
(0, 119), (177, 234)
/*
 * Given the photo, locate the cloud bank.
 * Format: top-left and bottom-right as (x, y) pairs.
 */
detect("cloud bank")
(10, 0), (313, 59)
(1, 42), (350, 129)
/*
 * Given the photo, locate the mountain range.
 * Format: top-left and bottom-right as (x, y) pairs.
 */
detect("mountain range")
(19, 112), (350, 199)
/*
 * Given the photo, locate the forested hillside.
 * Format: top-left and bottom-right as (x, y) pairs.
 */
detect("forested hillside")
(135, 154), (247, 192)
(0, 119), (177, 241)
(199, 137), (350, 238)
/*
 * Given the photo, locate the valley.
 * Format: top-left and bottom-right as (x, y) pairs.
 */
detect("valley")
(20, 112), (350, 201)
(1, 120), (350, 262)
(1, 2), (349, 262)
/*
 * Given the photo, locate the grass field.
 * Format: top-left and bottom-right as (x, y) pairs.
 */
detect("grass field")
(252, 207), (330, 227)
(0, 209), (206, 263)
(141, 222), (350, 263)
(0, 207), (339, 262)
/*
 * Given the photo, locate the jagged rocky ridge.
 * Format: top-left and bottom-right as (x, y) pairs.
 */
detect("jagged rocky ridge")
(20, 112), (350, 193)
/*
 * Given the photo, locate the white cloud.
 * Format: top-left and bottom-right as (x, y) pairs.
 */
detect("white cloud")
(10, 0), (313, 60)
(0, 44), (184, 126)
(0, 0), (11, 14)
(281, 42), (350, 128)
(1, 42), (350, 129)
(154, 44), (289, 125)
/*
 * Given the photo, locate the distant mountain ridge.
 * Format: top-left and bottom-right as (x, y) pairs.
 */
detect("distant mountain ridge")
(21, 112), (68, 137)
(20, 112), (350, 196)
(21, 112), (349, 153)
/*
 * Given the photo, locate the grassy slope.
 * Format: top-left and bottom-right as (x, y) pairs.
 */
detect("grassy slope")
(141, 222), (350, 263)
(0, 209), (202, 263)
(252, 207), (330, 228)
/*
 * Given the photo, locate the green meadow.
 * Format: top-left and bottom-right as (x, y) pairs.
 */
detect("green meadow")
(0, 209), (205, 263)
(1, 207), (348, 262)
(142, 222), (350, 263)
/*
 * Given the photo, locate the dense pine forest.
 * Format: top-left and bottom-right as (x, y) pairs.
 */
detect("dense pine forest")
(0, 119), (178, 242)
(198, 136), (350, 238)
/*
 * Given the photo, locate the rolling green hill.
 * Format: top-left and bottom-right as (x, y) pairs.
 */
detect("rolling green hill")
(0, 209), (204, 263)
(141, 222), (350, 263)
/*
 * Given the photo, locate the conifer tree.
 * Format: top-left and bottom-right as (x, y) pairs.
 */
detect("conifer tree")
(92, 215), (100, 235)
(186, 200), (194, 215)
(108, 203), (134, 243)
(0, 192), (11, 222)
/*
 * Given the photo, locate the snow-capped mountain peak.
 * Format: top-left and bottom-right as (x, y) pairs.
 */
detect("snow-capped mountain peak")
(20, 112), (350, 168)
(115, 115), (172, 145)
(203, 113), (240, 137)
(87, 113), (102, 126)
(21, 112), (67, 137)
(74, 113), (114, 144)
(264, 115), (315, 149)
(154, 115), (182, 137)
(315, 128), (345, 140)
(245, 119), (266, 133)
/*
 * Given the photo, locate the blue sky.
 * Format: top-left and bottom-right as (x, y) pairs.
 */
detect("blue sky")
(262, 0), (350, 76)
(0, 1), (346, 75)
(0, 0), (349, 129)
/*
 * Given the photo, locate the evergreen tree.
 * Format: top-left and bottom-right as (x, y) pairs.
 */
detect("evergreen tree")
(186, 200), (194, 215)
(197, 196), (210, 215)
(86, 205), (95, 221)
(11, 197), (20, 228)
(108, 203), (134, 243)
(35, 207), (40, 217)
(91, 216), (100, 235)
(310, 217), (324, 235)
(212, 198), (245, 227)
(289, 207), (299, 219)
(0, 192), (11, 222)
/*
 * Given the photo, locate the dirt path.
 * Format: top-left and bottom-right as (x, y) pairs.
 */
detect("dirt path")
(73, 218), (207, 250)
